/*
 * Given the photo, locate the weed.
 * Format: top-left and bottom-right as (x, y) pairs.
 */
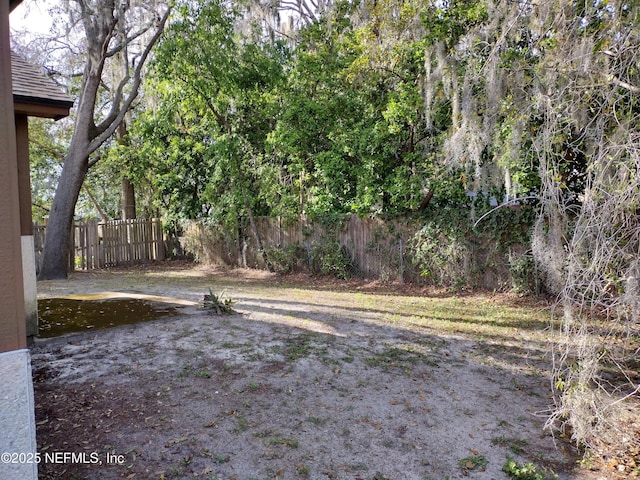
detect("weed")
(178, 364), (192, 379)
(458, 454), (489, 473)
(213, 454), (230, 464)
(233, 415), (249, 433)
(491, 436), (529, 454)
(179, 363), (211, 379)
(284, 335), (316, 360)
(502, 457), (557, 480)
(202, 289), (236, 314)
(305, 416), (327, 426)
(266, 435), (299, 448)
(297, 463), (310, 476)
(365, 346), (421, 371)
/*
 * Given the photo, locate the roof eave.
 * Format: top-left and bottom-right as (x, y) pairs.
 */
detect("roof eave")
(13, 96), (73, 121)
(9, 0), (23, 12)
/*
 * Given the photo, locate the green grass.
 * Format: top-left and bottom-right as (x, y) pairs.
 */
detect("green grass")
(459, 454), (489, 473)
(502, 457), (557, 480)
(491, 436), (529, 454)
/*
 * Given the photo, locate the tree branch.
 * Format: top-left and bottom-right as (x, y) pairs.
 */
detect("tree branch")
(608, 74), (640, 93)
(105, 24), (152, 58)
(87, 6), (172, 156)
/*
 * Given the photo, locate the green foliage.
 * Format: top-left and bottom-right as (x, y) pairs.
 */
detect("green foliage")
(458, 454), (489, 473)
(411, 197), (536, 290)
(502, 457), (556, 480)
(308, 240), (355, 280)
(265, 245), (307, 274)
(411, 211), (470, 288)
(202, 289), (236, 315)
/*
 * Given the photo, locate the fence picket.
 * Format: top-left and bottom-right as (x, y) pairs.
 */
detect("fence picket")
(33, 218), (164, 273)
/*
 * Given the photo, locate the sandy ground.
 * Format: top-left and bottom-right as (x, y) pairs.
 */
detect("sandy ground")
(30, 264), (613, 480)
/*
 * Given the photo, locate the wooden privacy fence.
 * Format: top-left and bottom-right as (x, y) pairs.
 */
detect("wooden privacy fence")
(182, 215), (418, 281)
(181, 214), (533, 289)
(34, 218), (165, 273)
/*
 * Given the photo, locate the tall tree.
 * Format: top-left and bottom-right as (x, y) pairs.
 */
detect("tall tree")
(135, 0), (287, 269)
(37, 0), (170, 280)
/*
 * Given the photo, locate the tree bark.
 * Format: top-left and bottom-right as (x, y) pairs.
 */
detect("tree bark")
(121, 177), (136, 219)
(38, 148), (89, 279)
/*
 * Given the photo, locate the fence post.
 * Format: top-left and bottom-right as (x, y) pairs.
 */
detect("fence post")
(68, 223), (75, 272)
(153, 218), (165, 261)
(399, 238), (404, 284)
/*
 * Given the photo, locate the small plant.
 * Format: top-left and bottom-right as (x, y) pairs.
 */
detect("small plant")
(233, 415), (249, 433)
(265, 244), (307, 274)
(458, 454), (489, 473)
(305, 416), (327, 426)
(502, 457), (556, 480)
(202, 289), (236, 314)
(297, 463), (310, 476)
(266, 435), (299, 448)
(491, 436), (529, 455)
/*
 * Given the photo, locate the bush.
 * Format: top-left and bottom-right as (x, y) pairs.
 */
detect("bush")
(308, 240), (355, 280)
(265, 244), (307, 274)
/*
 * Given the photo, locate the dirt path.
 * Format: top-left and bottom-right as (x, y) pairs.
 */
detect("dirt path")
(31, 264), (600, 480)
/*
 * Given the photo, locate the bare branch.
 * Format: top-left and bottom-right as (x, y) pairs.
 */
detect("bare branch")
(608, 74), (640, 93)
(88, 6), (172, 155)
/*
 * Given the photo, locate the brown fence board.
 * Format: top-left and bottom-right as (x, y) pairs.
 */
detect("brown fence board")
(33, 218), (164, 273)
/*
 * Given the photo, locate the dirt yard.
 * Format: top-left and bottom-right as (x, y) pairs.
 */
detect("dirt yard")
(30, 262), (615, 480)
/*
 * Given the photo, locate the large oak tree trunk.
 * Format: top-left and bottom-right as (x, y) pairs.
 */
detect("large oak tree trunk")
(121, 177), (137, 219)
(38, 148), (89, 280)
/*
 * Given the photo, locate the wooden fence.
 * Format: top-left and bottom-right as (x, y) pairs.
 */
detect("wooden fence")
(181, 214), (532, 289)
(182, 215), (419, 282)
(34, 218), (165, 273)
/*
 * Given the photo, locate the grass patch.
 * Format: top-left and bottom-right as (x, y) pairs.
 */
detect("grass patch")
(266, 435), (299, 448)
(491, 436), (529, 454)
(365, 346), (422, 371)
(284, 334), (318, 360)
(502, 457), (557, 480)
(233, 415), (250, 433)
(458, 454), (489, 473)
(305, 416), (327, 426)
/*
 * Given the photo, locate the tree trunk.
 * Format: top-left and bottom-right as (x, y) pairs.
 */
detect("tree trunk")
(38, 149), (88, 280)
(121, 177), (136, 219)
(117, 119), (137, 219)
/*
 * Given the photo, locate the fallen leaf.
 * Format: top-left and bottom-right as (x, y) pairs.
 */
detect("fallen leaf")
(469, 448), (479, 455)
(465, 460), (475, 470)
(165, 437), (187, 446)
